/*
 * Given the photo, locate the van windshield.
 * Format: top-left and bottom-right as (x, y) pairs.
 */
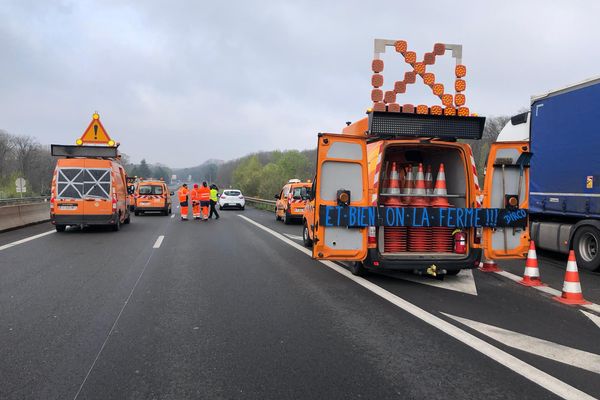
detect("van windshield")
(292, 187), (308, 199)
(139, 185), (164, 195)
(56, 168), (111, 199)
(224, 190), (241, 196)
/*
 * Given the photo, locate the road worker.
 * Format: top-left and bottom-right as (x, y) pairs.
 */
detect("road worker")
(199, 181), (211, 220)
(177, 183), (189, 220)
(209, 184), (220, 219)
(191, 183), (201, 220)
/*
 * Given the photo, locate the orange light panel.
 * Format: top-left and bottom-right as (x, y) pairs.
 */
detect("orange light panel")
(388, 103), (401, 113)
(444, 107), (456, 116)
(384, 90), (396, 104)
(455, 93), (466, 106)
(423, 52), (435, 65)
(404, 51), (416, 64)
(442, 94), (453, 107)
(458, 107), (470, 116)
(432, 83), (444, 96)
(372, 59), (384, 73)
(394, 40), (407, 53)
(423, 73), (435, 86)
(402, 104), (415, 113)
(430, 105), (443, 115)
(371, 89), (383, 102)
(416, 105), (428, 114)
(394, 81), (407, 94)
(414, 62), (425, 74)
(371, 74), (383, 88)
(455, 79), (466, 92)
(433, 43), (445, 56)
(404, 71), (416, 84)
(455, 64), (467, 78)
(373, 102), (386, 112)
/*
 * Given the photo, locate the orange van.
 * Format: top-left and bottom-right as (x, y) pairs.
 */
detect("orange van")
(275, 179), (311, 224)
(133, 179), (173, 216)
(50, 150), (130, 232)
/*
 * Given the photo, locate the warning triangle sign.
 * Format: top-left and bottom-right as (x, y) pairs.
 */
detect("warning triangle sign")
(78, 113), (113, 145)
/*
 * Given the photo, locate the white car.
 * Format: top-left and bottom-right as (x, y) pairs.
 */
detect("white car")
(218, 189), (245, 210)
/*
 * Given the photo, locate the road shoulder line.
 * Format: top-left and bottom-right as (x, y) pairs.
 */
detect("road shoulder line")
(0, 230), (55, 251)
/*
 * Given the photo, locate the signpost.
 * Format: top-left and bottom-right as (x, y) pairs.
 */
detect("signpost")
(15, 178), (26, 198)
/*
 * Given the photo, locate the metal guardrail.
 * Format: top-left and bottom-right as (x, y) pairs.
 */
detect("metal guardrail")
(0, 196), (50, 206)
(245, 196), (276, 209)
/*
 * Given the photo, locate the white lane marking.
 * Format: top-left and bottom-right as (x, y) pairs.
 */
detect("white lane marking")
(444, 313), (600, 375)
(494, 270), (600, 313)
(581, 310), (600, 329)
(382, 269), (478, 296)
(237, 215), (596, 400)
(153, 235), (164, 248)
(283, 233), (303, 241)
(0, 230), (55, 251)
(170, 214), (175, 219)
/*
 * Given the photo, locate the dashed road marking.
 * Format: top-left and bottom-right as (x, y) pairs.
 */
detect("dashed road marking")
(0, 230), (55, 251)
(153, 235), (164, 248)
(238, 215), (596, 400)
(445, 313), (600, 375)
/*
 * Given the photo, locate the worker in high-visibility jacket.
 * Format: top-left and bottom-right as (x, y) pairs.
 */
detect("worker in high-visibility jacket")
(209, 184), (220, 219)
(198, 181), (211, 220)
(191, 183), (201, 220)
(177, 183), (189, 220)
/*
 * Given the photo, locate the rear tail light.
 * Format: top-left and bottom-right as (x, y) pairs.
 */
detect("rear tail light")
(50, 196), (55, 211)
(474, 227), (482, 244)
(112, 191), (117, 211)
(368, 226), (377, 245)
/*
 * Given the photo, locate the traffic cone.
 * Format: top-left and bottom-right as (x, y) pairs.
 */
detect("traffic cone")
(519, 241), (544, 286)
(479, 259), (501, 272)
(411, 163), (429, 207)
(430, 164), (451, 207)
(553, 250), (591, 305)
(425, 165), (433, 195)
(383, 162), (403, 206)
(402, 165), (413, 205)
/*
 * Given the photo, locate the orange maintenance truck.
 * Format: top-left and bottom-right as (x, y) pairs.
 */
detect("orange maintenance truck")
(275, 179), (311, 224)
(50, 113), (131, 232)
(303, 39), (530, 277)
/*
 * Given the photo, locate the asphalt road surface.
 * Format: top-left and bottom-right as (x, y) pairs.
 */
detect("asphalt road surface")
(1, 206), (599, 399)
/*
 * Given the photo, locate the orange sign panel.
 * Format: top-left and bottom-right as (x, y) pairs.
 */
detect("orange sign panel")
(78, 113), (112, 144)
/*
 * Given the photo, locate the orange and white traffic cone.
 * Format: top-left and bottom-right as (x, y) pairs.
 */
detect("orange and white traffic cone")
(410, 163), (429, 207)
(402, 165), (413, 205)
(430, 163), (450, 207)
(519, 241), (544, 286)
(479, 259), (501, 272)
(553, 250), (591, 305)
(424, 165), (433, 195)
(383, 162), (403, 206)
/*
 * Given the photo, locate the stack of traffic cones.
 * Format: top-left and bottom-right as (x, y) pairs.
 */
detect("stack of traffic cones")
(479, 259), (501, 272)
(383, 162), (403, 206)
(383, 162), (407, 252)
(408, 163), (431, 252)
(402, 165), (413, 205)
(553, 250), (591, 305)
(519, 241), (544, 286)
(410, 163), (429, 207)
(425, 165), (433, 195)
(430, 164), (453, 252)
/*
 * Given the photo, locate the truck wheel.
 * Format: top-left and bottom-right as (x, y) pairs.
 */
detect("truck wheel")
(55, 225), (66, 232)
(134, 210), (140, 216)
(349, 261), (367, 276)
(112, 216), (121, 232)
(284, 209), (292, 225)
(302, 222), (313, 248)
(276, 209), (282, 221)
(573, 225), (600, 271)
(124, 214), (131, 224)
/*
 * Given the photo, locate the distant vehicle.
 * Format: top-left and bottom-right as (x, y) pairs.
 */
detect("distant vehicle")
(275, 179), (311, 224)
(495, 76), (600, 271)
(133, 179), (173, 216)
(50, 113), (131, 232)
(219, 189), (245, 210)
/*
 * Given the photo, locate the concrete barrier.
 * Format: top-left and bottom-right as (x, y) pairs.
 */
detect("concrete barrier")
(0, 203), (50, 232)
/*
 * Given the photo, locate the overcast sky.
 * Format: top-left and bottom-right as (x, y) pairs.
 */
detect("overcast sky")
(1, 0), (598, 167)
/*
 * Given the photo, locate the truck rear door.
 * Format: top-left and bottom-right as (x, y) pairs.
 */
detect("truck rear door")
(312, 134), (369, 261)
(82, 160), (112, 216)
(482, 141), (531, 259)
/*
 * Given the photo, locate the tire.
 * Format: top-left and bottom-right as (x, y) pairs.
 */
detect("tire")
(276, 208), (282, 221)
(163, 207), (169, 216)
(219, 205), (223, 210)
(124, 214), (131, 224)
(349, 261), (367, 276)
(168, 207), (172, 215)
(134, 210), (140, 216)
(302, 222), (313, 248)
(55, 225), (66, 232)
(284, 209), (292, 225)
(241, 205), (245, 211)
(112, 215), (121, 231)
(572, 225), (600, 271)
